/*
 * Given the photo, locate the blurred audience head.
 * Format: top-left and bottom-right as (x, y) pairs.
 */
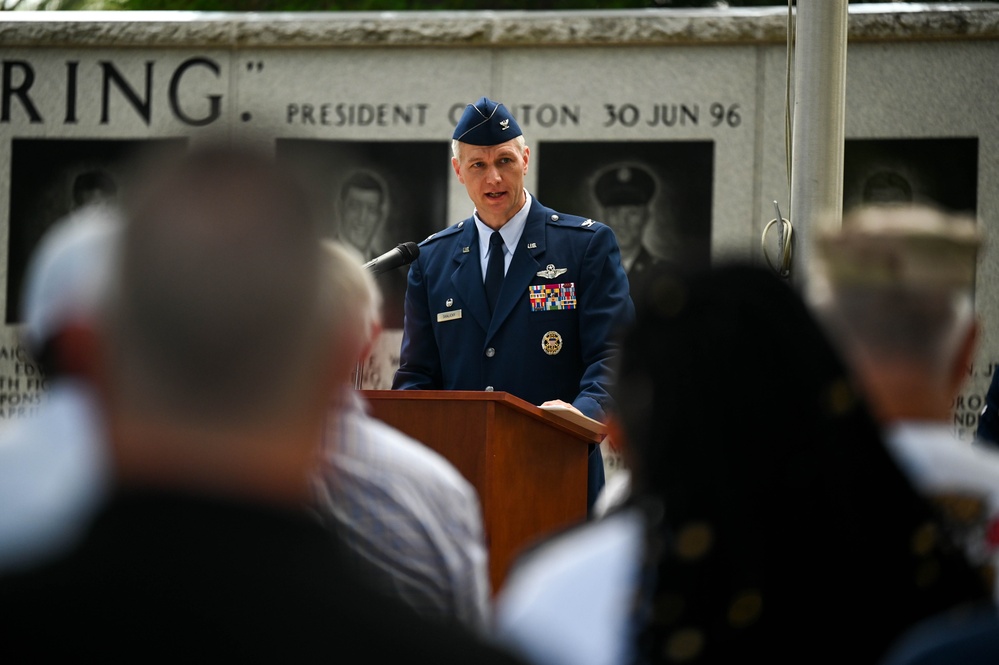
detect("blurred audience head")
(321, 239), (383, 366)
(613, 262), (989, 662)
(98, 143), (344, 501)
(104, 144), (335, 426)
(808, 203), (982, 422)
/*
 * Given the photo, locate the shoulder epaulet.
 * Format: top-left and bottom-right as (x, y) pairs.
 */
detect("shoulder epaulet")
(419, 220), (466, 246)
(546, 211), (602, 231)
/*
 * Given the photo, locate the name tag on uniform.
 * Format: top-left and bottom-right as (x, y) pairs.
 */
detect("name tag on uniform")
(529, 283), (577, 312)
(437, 309), (462, 322)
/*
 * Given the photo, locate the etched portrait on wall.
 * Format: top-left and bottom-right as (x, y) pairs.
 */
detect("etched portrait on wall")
(536, 141), (714, 289)
(336, 168), (391, 263)
(6, 138), (185, 324)
(843, 137), (978, 215)
(276, 140), (450, 332)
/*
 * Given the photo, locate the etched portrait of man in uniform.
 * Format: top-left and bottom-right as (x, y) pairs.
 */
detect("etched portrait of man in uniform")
(274, 140), (448, 389)
(537, 140), (713, 289)
(843, 138), (978, 215)
(275, 140), (449, 333)
(6, 138), (184, 324)
(592, 162), (660, 276)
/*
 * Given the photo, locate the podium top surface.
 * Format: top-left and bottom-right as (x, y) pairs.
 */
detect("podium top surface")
(361, 390), (605, 444)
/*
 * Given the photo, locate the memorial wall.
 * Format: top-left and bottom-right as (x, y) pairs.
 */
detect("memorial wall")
(1, 4), (997, 446)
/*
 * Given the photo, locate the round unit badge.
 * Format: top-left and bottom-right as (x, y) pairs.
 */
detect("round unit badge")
(542, 331), (563, 356)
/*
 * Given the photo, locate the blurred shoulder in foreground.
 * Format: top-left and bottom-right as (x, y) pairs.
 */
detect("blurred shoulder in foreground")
(0, 203), (120, 572)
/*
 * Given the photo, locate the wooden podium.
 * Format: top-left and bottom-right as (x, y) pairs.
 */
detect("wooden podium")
(360, 389), (604, 593)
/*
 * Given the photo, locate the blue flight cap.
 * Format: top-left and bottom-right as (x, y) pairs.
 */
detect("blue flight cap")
(452, 97), (523, 146)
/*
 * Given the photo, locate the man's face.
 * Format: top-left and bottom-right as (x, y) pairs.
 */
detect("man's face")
(602, 204), (649, 252)
(340, 186), (385, 251)
(451, 139), (529, 230)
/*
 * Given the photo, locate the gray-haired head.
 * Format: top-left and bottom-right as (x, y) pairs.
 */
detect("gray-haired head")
(321, 239), (382, 363)
(808, 203), (982, 389)
(104, 145), (335, 428)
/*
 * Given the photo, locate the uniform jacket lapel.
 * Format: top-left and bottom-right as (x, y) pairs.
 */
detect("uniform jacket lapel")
(450, 220), (492, 333)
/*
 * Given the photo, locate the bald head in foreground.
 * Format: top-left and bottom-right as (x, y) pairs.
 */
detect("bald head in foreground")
(100, 146), (340, 501)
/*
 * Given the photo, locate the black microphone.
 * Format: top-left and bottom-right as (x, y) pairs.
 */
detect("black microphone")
(363, 242), (420, 275)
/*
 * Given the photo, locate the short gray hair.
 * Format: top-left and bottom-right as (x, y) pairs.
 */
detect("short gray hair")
(808, 203), (981, 379)
(321, 239), (382, 359)
(105, 145), (334, 426)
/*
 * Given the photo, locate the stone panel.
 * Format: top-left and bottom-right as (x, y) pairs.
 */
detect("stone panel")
(0, 5), (997, 442)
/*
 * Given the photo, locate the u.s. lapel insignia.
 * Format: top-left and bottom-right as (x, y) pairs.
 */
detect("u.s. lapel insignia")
(536, 264), (568, 280)
(527, 242), (537, 249)
(542, 331), (563, 356)
(462, 246), (470, 253)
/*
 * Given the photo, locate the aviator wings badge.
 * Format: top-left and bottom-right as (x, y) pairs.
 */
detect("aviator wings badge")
(537, 264), (568, 280)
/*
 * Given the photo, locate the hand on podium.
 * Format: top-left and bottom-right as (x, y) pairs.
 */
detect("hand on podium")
(539, 400), (606, 436)
(540, 399), (583, 416)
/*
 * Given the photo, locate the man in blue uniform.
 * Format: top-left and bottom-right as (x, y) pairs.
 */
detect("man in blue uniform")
(393, 97), (634, 510)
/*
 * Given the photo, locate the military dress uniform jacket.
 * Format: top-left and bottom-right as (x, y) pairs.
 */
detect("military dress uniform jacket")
(392, 196), (634, 423)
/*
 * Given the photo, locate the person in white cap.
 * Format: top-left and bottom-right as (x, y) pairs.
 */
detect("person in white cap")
(0, 203), (119, 570)
(808, 202), (999, 597)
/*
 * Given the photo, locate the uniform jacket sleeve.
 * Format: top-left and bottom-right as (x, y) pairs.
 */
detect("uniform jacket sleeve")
(571, 224), (634, 421)
(393, 255), (442, 391)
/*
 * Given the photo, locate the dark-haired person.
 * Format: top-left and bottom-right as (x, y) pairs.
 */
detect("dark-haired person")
(496, 261), (990, 665)
(809, 204), (999, 597)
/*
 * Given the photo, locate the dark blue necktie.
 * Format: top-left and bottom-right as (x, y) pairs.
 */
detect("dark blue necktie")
(485, 231), (505, 315)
